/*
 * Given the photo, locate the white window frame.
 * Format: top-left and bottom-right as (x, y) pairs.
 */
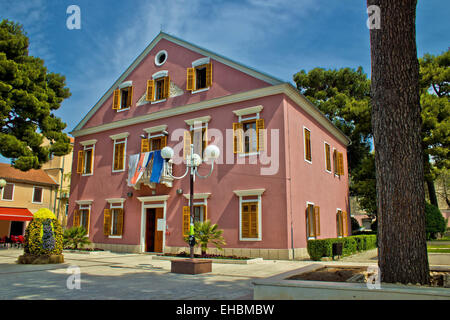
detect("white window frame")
(1, 183), (14, 201)
(324, 141), (332, 174)
(306, 201), (315, 240)
(106, 198), (125, 239)
(182, 193), (210, 224)
(185, 117), (210, 160)
(78, 203), (91, 236)
(191, 57), (211, 94)
(32, 186), (43, 204)
(116, 81), (133, 112)
(234, 189), (264, 241)
(303, 126), (312, 164)
(333, 147), (340, 177)
(155, 50), (168, 67)
(80, 140), (97, 177)
(150, 70), (169, 104)
(110, 133), (129, 173)
(232, 106), (263, 158)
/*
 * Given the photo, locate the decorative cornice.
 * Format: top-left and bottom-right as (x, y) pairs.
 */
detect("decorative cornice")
(233, 189), (265, 197)
(105, 198), (126, 204)
(182, 193), (211, 200)
(143, 125), (168, 134)
(184, 116), (211, 126)
(79, 139), (97, 146)
(152, 70), (168, 79)
(75, 200), (94, 205)
(232, 105), (263, 117)
(118, 81), (132, 89)
(137, 195), (170, 202)
(192, 57), (210, 67)
(109, 132), (130, 140)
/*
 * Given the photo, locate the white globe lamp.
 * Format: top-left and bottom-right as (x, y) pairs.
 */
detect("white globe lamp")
(161, 146), (174, 160)
(204, 145), (220, 160)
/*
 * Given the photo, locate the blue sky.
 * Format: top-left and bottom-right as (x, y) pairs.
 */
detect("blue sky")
(0, 0), (449, 138)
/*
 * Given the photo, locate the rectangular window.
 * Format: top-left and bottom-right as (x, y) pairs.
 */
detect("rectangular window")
(186, 63), (212, 91)
(32, 187), (43, 203)
(304, 127), (312, 162)
(2, 183), (14, 201)
(84, 148), (93, 174)
(333, 149), (344, 176)
(112, 86), (133, 110)
(196, 66), (207, 90)
(233, 118), (265, 154)
(155, 78), (165, 101)
(113, 140), (126, 171)
(243, 120), (258, 154)
(325, 143), (331, 172)
(147, 76), (169, 102)
(182, 203), (207, 236)
(150, 136), (166, 151)
(337, 210), (348, 237)
(241, 201), (259, 239)
(190, 127), (207, 157)
(306, 203), (320, 239)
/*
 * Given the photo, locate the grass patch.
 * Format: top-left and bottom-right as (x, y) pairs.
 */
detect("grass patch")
(427, 244), (450, 249)
(428, 248), (450, 253)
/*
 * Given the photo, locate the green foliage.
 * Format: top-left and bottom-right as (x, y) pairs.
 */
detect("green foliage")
(351, 153), (377, 216)
(24, 217), (63, 255)
(0, 19), (71, 171)
(351, 217), (360, 232)
(184, 220), (226, 256)
(307, 235), (377, 261)
(63, 226), (91, 249)
(425, 202), (447, 240)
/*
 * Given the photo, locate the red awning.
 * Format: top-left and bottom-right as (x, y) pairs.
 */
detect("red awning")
(0, 207), (34, 221)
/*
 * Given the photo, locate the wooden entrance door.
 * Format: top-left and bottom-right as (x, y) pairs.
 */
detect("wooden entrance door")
(145, 208), (164, 252)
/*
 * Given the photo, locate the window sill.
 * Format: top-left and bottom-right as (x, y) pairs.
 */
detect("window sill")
(304, 158), (312, 164)
(238, 152), (260, 158)
(112, 169), (126, 173)
(191, 87), (210, 94)
(32, 201), (43, 204)
(239, 237), (262, 241)
(108, 235), (122, 239)
(1, 199), (14, 201)
(325, 169), (332, 174)
(307, 237), (316, 240)
(116, 107), (130, 113)
(151, 99), (166, 105)
(82, 173), (93, 177)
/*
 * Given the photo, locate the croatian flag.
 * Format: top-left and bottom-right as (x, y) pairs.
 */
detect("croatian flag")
(128, 152), (151, 186)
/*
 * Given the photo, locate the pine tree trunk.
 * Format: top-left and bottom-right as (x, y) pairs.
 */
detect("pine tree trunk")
(367, 0), (430, 284)
(425, 175), (439, 207)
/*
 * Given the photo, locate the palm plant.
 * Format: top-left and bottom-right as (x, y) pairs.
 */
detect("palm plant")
(191, 220), (226, 256)
(63, 226), (91, 249)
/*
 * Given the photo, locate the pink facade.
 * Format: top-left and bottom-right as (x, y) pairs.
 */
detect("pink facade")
(69, 33), (351, 259)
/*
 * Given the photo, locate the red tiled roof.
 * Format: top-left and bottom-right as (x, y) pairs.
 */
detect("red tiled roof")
(0, 207), (34, 221)
(0, 163), (59, 186)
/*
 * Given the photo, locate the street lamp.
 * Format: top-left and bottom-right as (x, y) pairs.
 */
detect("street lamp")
(161, 144), (220, 258)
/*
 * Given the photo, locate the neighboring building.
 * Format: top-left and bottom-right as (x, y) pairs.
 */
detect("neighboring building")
(0, 163), (59, 238)
(68, 32), (351, 259)
(41, 137), (74, 227)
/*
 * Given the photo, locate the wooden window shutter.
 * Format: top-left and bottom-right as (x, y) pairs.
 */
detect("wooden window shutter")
(325, 144), (331, 171)
(126, 86), (133, 107)
(117, 208), (124, 236)
(161, 136), (167, 148)
(305, 129), (311, 161)
(206, 63), (212, 87)
(146, 80), (155, 101)
(77, 150), (84, 174)
(338, 152), (344, 176)
(103, 209), (111, 236)
(203, 205), (207, 221)
(250, 203), (258, 238)
(85, 210), (90, 233)
(73, 210), (80, 227)
(314, 206), (321, 237)
(182, 206), (190, 236)
(343, 211), (348, 236)
(141, 138), (150, 153)
(256, 118), (265, 151)
(186, 68), (195, 91)
(163, 76), (170, 99)
(118, 143), (125, 170)
(112, 89), (120, 110)
(233, 122), (244, 154)
(241, 204), (250, 238)
(113, 144), (120, 170)
(183, 131), (191, 160)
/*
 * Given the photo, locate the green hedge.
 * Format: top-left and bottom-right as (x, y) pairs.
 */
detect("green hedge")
(307, 234), (377, 261)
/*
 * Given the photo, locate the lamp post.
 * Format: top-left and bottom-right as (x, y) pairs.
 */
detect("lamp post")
(161, 144), (220, 259)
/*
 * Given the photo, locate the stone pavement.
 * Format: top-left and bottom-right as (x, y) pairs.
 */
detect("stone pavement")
(0, 248), (448, 300)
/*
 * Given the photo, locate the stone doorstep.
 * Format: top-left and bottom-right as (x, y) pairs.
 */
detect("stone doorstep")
(252, 264), (450, 299)
(152, 255), (264, 264)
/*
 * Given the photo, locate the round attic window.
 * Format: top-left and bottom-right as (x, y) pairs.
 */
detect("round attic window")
(155, 50), (168, 66)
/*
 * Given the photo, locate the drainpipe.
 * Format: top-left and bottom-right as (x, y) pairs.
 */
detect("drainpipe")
(57, 156), (65, 220)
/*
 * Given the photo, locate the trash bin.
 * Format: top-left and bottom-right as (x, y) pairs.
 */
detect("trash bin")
(332, 242), (343, 257)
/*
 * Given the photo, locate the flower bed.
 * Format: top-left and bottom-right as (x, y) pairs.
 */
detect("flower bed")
(162, 251), (249, 260)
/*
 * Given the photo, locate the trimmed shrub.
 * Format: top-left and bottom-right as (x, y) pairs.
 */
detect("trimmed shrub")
(307, 234), (377, 261)
(425, 202), (446, 240)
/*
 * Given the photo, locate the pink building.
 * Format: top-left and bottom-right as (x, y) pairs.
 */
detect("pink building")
(68, 32), (351, 259)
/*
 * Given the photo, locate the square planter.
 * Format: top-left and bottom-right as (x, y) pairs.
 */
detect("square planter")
(171, 258), (212, 275)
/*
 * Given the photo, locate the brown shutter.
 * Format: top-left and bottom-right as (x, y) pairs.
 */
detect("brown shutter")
(305, 129), (311, 161)
(325, 144), (331, 171)
(343, 211), (348, 236)
(250, 203), (258, 238)
(73, 210), (80, 227)
(163, 76), (170, 99)
(186, 68), (195, 91)
(206, 63), (212, 87)
(183, 131), (191, 160)
(146, 80), (154, 101)
(182, 206), (190, 236)
(256, 118), (265, 151)
(141, 138), (150, 153)
(161, 136), (167, 148)
(117, 208), (124, 236)
(113, 143), (120, 170)
(338, 152), (344, 176)
(112, 89), (120, 109)
(314, 206), (321, 237)
(241, 204), (250, 238)
(85, 210), (90, 234)
(333, 150), (338, 174)
(202, 205), (207, 221)
(77, 150), (84, 174)
(126, 86), (133, 107)
(118, 143), (125, 170)
(233, 122), (243, 154)
(103, 209), (111, 236)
